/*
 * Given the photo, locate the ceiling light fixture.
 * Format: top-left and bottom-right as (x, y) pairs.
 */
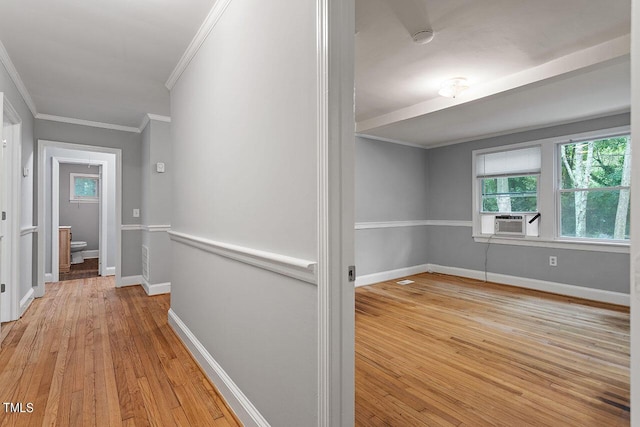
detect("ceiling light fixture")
(438, 77), (470, 98)
(412, 30), (434, 45)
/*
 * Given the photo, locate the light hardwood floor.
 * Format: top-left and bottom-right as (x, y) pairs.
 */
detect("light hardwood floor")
(0, 277), (240, 427)
(355, 273), (630, 426)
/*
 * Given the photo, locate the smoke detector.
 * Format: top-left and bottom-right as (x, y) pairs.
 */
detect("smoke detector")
(412, 30), (434, 45)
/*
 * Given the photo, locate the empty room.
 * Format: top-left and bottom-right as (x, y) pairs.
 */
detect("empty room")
(0, 0), (639, 426)
(353, 0), (632, 425)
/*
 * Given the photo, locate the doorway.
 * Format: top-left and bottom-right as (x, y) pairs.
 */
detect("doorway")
(53, 160), (104, 282)
(0, 95), (22, 324)
(36, 140), (122, 297)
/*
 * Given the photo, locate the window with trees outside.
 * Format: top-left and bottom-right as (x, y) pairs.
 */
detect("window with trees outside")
(559, 135), (630, 241)
(481, 175), (538, 213)
(476, 145), (541, 215)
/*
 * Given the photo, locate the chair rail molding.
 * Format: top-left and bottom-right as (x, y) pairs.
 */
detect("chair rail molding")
(168, 230), (317, 284)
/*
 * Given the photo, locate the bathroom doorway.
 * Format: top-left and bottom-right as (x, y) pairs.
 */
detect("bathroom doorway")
(56, 161), (103, 281)
(37, 140), (121, 297)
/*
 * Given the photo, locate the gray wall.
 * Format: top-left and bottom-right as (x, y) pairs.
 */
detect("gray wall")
(59, 164), (99, 250)
(356, 114), (630, 294)
(35, 119), (142, 277)
(426, 113), (630, 293)
(0, 60), (36, 302)
(355, 137), (429, 222)
(355, 136), (429, 275)
(141, 119), (172, 285)
(169, 0), (321, 424)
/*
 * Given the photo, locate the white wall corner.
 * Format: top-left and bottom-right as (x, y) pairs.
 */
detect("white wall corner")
(141, 278), (171, 296)
(355, 264), (430, 287)
(168, 309), (270, 427)
(426, 263), (630, 306)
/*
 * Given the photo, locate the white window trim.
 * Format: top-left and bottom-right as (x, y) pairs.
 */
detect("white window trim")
(555, 133), (631, 244)
(471, 125), (630, 251)
(70, 172), (99, 203)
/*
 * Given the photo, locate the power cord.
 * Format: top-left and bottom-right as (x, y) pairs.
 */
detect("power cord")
(484, 234), (495, 283)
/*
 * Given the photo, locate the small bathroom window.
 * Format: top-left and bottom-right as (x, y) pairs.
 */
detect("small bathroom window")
(70, 173), (99, 203)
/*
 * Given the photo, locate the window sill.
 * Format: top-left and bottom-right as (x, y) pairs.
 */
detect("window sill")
(472, 235), (629, 254)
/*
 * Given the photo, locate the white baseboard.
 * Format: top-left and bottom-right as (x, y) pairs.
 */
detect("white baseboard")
(141, 279), (171, 296)
(355, 264), (429, 287)
(427, 263), (630, 307)
(168, 309), (269, 427)
(82, 249), (99, 259)
(19, 288), (35, 317)
(118, 275), (143, 287)
(44, 273), (53, 283)
(103, 266), (116, 276)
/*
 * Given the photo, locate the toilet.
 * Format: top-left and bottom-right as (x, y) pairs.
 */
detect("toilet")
(70, 241), (87, 264)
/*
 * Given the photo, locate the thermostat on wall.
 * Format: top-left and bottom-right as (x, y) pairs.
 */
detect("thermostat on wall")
(156, 162), (165, 173)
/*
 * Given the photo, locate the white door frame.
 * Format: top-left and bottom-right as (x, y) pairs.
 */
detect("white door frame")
(51, 157), (108, 282)
(37, 140), (122, 297)
(316, 0), (355, 425)
(629, 0), (639, 422)
(1, 94), (22, 322)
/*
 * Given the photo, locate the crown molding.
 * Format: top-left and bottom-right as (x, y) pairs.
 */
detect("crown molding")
(355, 133), (428, 150)
(138, 113), (172, 132)
(165, 0), (234, 90)
(1, 38), (168, 133)
(36, 113), (141, 133)
(0, 39), (38, 117)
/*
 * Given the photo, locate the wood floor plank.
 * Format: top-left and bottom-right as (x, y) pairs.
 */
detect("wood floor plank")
(355, 272), (630, 426)
(0, 277), (240, 427)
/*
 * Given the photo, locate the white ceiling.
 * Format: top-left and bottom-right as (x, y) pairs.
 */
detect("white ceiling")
(0, 0), (632, 141)
(356, 0), (631, 147)
(0, 0), (214, 128)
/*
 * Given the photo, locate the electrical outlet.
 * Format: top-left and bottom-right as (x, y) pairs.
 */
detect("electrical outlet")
(133, 208), (140, 218)
(549, 256), (557, 267)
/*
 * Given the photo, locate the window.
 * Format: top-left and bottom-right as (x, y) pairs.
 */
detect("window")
(476, 147), (541, 212)
(472, 127), (630, 248)
(558, 136), (630, 241)
(70, 173), (99, 203)
(474, 146), (541, 235)
(481, 176), (538, 213)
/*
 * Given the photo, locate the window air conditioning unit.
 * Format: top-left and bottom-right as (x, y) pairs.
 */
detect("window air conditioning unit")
(494, 215), (525, 236)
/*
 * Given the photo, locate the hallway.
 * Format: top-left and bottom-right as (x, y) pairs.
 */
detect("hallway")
(0, 278), (239, 426)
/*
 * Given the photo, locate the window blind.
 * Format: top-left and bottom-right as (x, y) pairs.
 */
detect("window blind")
(476, 146), (541, 177)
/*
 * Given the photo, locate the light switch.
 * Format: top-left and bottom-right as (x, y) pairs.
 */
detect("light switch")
(23, 168), (29, 177)
(133, 209), (140, 218)
(156, 162), (165, 173)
